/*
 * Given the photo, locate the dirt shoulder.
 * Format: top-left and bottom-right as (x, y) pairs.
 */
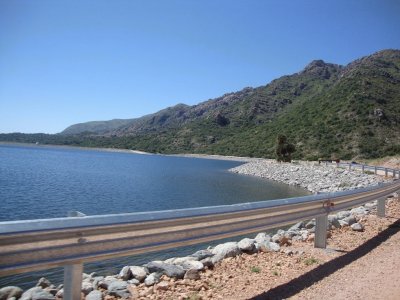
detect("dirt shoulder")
(129, 197), (400, 300)
(290, 214), (400, 300)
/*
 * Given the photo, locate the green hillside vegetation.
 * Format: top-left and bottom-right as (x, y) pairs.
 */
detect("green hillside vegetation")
(61, 118), (135, 135)
(1, 49), (399, 160)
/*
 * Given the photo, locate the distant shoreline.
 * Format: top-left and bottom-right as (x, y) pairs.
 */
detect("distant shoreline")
(0, 141), (255, 162)
(0, 141), (151, 155)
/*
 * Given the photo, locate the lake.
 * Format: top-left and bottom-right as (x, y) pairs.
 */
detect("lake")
(0, 144), (308, 288)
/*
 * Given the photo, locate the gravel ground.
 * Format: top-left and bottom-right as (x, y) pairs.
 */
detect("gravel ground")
(123, 197), (400, 300)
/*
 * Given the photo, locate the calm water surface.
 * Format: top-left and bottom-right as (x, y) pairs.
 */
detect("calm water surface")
(0, 144), (308, 288)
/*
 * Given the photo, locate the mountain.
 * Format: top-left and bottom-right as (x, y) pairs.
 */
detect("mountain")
(61, 119), (135, 135)
(2, 49), (399, 159)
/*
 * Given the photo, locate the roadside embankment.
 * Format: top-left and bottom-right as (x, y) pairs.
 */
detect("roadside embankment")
(230, 160), (391, 193)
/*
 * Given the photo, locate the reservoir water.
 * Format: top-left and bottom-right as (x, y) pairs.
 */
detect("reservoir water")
(0, 144), (308, 288)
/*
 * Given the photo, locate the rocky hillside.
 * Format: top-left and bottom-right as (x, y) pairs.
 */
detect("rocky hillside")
(59, 59), (342, 137)
(2, 49), (399, 159)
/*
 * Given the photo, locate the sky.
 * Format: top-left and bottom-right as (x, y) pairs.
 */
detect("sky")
(0, 0), (399, 134)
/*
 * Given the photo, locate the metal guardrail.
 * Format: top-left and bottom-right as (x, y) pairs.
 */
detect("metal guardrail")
(333, 161), (399, 178)
(0, 162), (399, 300)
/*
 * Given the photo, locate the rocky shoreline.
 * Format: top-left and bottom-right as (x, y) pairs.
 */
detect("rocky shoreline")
(230, 160), (391, 193)
(0, 161), (396, 300)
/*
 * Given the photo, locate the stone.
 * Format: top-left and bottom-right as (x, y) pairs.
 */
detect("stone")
(31, 290), (55, 300)
(0, 286), (23, 300)
(44, 289), (57, 297)
(237, 238), (256, 252)
(271, 234), (282, 243)
(81, 281), (93, 296)
(338, 220), (349, 227)
(307, 233), (315, 242)
(259, 241), (280, 252)
(165, 257), (203, 270)
(154, 281), (169, 291)
(92, 276), (104, 289)
(299, 230), (309, 241)
(184, 269), (201, 280)
(284, 231), (298, 239)
(277, 229), (285, 235)
(97, 276), (118, 289)
(129, 266), (148, 282)
(288, 221), (304, 231)
(336, 210), (351, 219)
(278, 235), (291, 246)
(211, 242), (241, 263)
(118, 266), (132, 280)
(177, 260), (204, 271)
(200, 257), (214, 268)
(36, 278), (52, 289)
(328, 215), (341, 229)
(127, 279), (140, 285)
(107, 281), (129, 298)
(190, 250), (214, 260)
(351, 206), (369, 216)
(86, 290), (103, 300)
(55, 289), (63, 299)
(82, 273), (91, 281)
(254, 232), (271, 244)
(20, 287), (43, 300)
(342, 215), (357, 226)
(145, 261), (185, 279)
(364, 202), (376, 209)
(165, 256), (197, 264)
(351, 222), (364, 232)
(305, 219), (316, 229)
(144, 273), (162, 286)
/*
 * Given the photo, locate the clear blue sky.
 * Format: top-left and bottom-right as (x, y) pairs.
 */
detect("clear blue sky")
(1, 0), (399, 133)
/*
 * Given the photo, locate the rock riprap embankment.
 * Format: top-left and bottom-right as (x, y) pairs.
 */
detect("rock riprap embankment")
(230, 160), (390, 193)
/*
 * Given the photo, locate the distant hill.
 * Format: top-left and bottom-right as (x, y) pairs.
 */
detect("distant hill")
(2, 49), (399, 160)
(61, 118), (135, 135)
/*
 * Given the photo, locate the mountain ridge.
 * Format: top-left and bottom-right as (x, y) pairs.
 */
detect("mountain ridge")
(2, 49), (400, 160)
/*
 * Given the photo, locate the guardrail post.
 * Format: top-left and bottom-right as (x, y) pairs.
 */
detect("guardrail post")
(361, 165), (365, 173)
(374, 166), (377, 175)
(385, 168), (388, 177)
(349, 164), (351, 171)
(64, 263), (83, 300)
(63, 210), (85, 300)
(315, 215), (328, 248)
(377, 198), (386, 217)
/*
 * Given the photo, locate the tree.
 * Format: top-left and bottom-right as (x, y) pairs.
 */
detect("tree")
(276, 134), (296, 162)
